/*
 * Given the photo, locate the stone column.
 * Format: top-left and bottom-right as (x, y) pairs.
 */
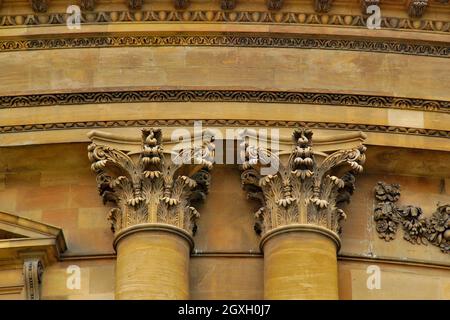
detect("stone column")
(241, 128), (366, 299)
(88, 128), (214, 300)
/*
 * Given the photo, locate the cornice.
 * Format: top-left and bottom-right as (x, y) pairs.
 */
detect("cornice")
(1, 89), (449, 113)
(0, 119), (448, 139)
(0, 33), (449, 58)
(0, 7), (449, 34)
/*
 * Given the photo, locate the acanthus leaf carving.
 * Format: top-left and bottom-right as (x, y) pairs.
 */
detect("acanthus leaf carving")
(374, 182), (449, 254)
(88, 128), (215, 236)
(241, 128), (366, 236)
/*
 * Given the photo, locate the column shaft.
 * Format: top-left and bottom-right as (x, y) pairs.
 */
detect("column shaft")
(262, 227), (339, 300)
(115, 226), (191, 300)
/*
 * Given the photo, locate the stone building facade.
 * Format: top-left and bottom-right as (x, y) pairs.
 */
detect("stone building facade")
(0, 0), (449, 300)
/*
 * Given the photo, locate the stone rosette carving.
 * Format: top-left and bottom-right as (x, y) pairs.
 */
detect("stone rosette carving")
(88, 129), (215, 237)
(374, 182), (449, 254)
(241, 128), (366, 237)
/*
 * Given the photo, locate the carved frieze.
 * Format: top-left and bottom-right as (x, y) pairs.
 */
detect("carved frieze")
(23, 258), (44, 300)
(407, 0), (428, 18)
(30, 0), (48, 13)
(241, 128), (366, 236)
(88, 129), (214, 236)
(374, 182), (449, 254)
(314, 0), (333, 12)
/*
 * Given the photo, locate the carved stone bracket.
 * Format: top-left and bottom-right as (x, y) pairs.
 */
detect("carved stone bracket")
(128, 0), (143, 10)
(267, 0), (283, 10)
(80, 0), (96, 11)
(407, 0), (428, 18)
(374, 182), (449, 254)
(360, 0), (380, 14)
(240, 128), (366, 239)
(88, 129), (215, 237)
(314, 0), (333, 13)
(30, 0), (48, 13)
(174, 0), (190, 10)
(221, 0), (237, 10)
(23, 258), (44, 300)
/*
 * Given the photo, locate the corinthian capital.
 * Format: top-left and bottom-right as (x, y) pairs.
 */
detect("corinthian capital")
(88, 129), (215, 237)
(241, 128), (366, 238)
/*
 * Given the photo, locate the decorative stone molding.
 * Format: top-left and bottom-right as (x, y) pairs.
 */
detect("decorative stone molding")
(1, 119), (448, 140)
(88, 129), (215, 237)
(374, 182), (449, 254)
(80, 0), (96, 11)
(2, 89), (448, 113)
(407, 0), (428, 18)
(314, 0), (333, 13)
(221, 0), (237, 10)
(1, 34), (449, 58)
(267, 0), (283, 10)
(240, 128), (366, 237)
(30, 0), (48, 13)
(23, 258), (44, 300)
(1, 9), (449, 34)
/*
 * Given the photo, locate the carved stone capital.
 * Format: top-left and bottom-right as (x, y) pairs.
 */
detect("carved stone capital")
(23, 258), (44, 300)
(407, 0), (428, 18)
(30, 0), (49, 13)
(314, 0), (333, 13)
(88, 128), (215, 238)
(240, 128), (366, 238)
(374, 182), (449, 254)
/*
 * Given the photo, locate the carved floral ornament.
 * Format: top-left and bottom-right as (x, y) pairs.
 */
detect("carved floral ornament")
(88, 128), (215, 239)
(374, 182), (449, 254)
(240, 128), (366, 240)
